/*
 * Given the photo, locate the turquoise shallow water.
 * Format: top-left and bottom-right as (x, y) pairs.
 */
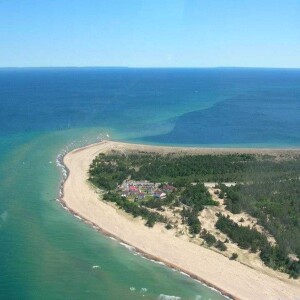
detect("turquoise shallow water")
(0, 129), (226, 300)
(1, 68), (299, 299)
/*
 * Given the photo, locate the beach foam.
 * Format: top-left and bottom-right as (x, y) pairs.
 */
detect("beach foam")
(158, 295), (181, 300)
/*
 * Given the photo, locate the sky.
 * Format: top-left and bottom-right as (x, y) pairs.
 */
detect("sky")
(0, 0), (300, 68)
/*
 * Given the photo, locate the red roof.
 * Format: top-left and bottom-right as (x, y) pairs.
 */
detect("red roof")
(129, 186), (139, 192)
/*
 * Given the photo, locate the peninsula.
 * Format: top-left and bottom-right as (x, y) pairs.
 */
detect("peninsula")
(62, 140), (300, 300)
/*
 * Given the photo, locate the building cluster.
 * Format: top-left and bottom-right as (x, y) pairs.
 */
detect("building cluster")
(118, 180), (176, 200)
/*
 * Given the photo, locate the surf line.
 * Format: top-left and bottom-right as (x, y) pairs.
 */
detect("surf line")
(56, 143), (236, 300)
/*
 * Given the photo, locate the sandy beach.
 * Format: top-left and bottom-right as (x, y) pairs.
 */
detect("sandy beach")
(62, 140), (300, 300)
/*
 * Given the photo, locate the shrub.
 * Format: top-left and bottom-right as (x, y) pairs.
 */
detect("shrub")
(201, 230), (217, 246)
(216, 240), (227, 251)
(230, 253), (238, 260)
(165, 223), (173, 230)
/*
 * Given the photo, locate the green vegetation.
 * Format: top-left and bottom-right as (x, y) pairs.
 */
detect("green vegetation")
(201, 230), (217, 246)
(89, 151), (300, 188)
(165, 223), (173, 230)
(219, 180), (300, 258)
(89, 153), (128, 190)
(216, 214), (300, 278)
(230, 253), (238, 260)
(181, 183), (218, 210)
(181, 207), (201, 234)
(218, 176), (300, 278)
(89, 150), (300, 278)
(200, 230), (227, 251)
(140, 195), (173, 210)
(130, 153), (257, 183)
(89, 151), (219, 228)
(216, 213), (267, 252)
(215, 240), (227, 251)
(103, 192), (166, 227)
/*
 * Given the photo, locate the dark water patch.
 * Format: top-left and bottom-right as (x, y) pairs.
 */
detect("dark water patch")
(145, 90), (300, 146)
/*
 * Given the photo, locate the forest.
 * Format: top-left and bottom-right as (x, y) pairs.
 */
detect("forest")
(89, 150), (300, 278)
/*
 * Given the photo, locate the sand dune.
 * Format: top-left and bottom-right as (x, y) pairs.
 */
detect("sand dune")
(62, 140), (300, 300)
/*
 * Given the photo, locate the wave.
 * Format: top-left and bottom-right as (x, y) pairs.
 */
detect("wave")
(140, 287), (148, 293)
(55, 135), (104, 211)
(120, 242), (136, 253)
(158, 295), (181, 300)
(180, 271), (191, 278)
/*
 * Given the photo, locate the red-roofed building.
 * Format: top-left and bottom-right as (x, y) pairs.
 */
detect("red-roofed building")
(129, 185), (139, 194)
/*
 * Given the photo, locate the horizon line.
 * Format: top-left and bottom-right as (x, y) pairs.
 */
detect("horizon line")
(1, 66), (300, 70)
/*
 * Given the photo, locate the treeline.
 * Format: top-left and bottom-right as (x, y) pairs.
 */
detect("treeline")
(90, 151), (300, 187)
(132, 153), (256, 183)
(89, 153), (128, 190)
(131, 153), (300, 183)
(216, 213), (267, 252)
(216, 214), (300, 278)
(103, 192), (166, 227)
(181, 183), (218, 210)
(219, 179), (300, 265)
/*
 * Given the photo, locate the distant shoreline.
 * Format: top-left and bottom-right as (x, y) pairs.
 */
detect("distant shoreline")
(2, 66), (300, 70)
(60, 140), (300, 300)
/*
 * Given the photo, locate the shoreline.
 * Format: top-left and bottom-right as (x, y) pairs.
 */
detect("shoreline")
(56, 145), (234, 299)
(60, 140), (300, 300)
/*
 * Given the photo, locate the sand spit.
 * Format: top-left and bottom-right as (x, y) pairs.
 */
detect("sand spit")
(62, 140), (300, 300)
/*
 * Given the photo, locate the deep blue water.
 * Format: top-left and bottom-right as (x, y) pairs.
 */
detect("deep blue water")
(0, 68), (300, 299)
(146, 89), (300, 146)
(1, 68), (300, 146)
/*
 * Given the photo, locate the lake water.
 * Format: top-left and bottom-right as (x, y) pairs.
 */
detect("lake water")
(1, 68), (299, 299)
